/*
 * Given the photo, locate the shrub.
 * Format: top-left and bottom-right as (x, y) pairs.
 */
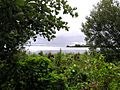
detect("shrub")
(1, 51), (120, 90)
(0, 54), (65, 90)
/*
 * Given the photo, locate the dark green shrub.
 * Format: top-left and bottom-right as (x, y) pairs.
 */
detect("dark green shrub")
(0, 54), (65, 90)
(1, 51), (120, 90)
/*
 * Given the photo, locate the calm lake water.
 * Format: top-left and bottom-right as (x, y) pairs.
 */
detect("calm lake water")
(25, 46), (89, 54)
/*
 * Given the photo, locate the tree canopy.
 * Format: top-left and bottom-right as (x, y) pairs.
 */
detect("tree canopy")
(81, 0), (120, 61)
(0, 0), (78, 60)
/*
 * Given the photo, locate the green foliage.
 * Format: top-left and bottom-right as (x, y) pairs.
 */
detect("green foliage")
(15, 0), (25, 6)
(0, 54), (65, 90)
(81, 0), (120, 62)
(50, 51), (120, 89)
(1, 51), (120, 89)
(0, 0), (78, 60)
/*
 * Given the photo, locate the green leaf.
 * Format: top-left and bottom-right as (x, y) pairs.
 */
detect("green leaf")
(15, 0), (25, 6)
(75, 12), (78, 17)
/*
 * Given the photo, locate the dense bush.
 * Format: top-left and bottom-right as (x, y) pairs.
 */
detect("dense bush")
(1, 51), (120, 90)
(0, 53), (65, 90)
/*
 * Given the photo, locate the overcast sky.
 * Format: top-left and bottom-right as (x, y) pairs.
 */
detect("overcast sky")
(31, 0), (100, 46)
(56, 0), (99, 37)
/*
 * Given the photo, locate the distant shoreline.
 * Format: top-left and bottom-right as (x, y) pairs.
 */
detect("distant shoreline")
(66, 44), (119, 48)
(66, 44), (89, 48)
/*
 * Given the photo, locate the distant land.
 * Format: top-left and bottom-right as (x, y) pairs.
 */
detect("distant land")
(66, 44), (120, 48)
(66, 44), (89, 47)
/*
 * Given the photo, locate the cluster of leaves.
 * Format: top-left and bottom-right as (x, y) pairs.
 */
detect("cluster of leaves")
(81, 0), (120, 62)
(1, 51), (120, 90)
(0, 0), (78, 60)
(0, 53), (65, 90)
